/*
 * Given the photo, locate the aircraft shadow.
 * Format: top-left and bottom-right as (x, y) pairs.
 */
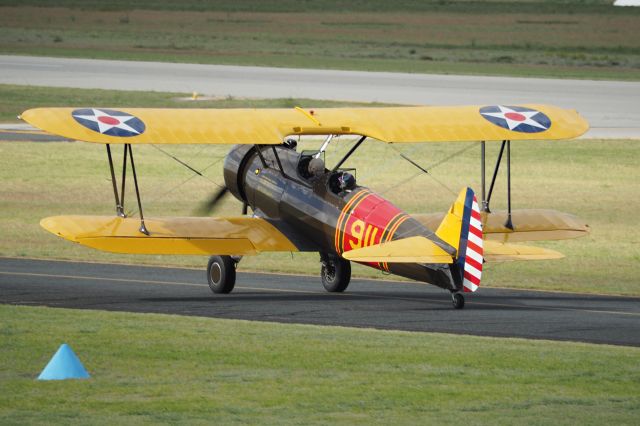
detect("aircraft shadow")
(138, 293), (371, 303)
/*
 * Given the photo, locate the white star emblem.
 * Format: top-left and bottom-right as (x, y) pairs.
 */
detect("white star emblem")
(480, 105), (548, 131)
(73, 109), (142, 135)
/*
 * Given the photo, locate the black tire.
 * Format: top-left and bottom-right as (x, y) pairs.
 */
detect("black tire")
(452, 292), (465, 309)
(207, 255), (236, 294)
(321, 256), (351, 292)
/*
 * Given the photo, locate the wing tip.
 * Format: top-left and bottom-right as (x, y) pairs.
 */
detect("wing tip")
(40, 216), (77, 242)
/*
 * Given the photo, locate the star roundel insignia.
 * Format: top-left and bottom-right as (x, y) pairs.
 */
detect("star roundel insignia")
(72, 108), (146, 137)
(479, 105), (551, 133)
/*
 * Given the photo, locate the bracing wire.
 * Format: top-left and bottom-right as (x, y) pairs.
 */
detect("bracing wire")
(125, 148), (225, 217)
(381, 142), (480, 196)
(422, 142), (481, 171)
(150, 144), (223, 187)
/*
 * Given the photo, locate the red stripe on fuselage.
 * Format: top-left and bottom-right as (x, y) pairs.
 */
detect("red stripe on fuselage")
(338, 191), (408, 271)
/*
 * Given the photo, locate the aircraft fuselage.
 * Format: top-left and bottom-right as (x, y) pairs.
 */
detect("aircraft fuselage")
(224, 144), (461, 291)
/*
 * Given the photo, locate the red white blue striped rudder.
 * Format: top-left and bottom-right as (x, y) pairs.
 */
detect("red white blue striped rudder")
(456, 188), (483, 292)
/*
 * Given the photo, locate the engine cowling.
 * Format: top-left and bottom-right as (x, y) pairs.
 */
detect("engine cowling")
(223, 145), (256, 205)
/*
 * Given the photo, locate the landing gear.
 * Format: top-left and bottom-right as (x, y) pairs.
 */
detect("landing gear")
(451, 292), (465, 309)
(320, 255), (351, 293)
(207, 255), (237, 294)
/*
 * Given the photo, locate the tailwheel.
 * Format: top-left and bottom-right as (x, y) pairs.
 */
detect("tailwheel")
(207, 255), (237, 294)
(451, 292), (465, 310)
(320, 255), (351, 293)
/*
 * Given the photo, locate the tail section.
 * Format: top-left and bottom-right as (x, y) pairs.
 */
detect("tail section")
(436, 188), (484, 293)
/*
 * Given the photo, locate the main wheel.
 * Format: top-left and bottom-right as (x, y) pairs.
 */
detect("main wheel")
(207, 255), (236, 294)
(452, 292), (465, 309)
(321, 256), (351, 292)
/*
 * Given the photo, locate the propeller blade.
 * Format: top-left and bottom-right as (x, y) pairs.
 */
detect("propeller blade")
(196, 186), (229, 216)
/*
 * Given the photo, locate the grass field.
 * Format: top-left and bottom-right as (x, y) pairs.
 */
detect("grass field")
(0, 0), (626, 13)
(1, 1), (639, 80)
(1, 84), (639, 296)
(1, 304), (638, 424)
(0, 84), (384, 123)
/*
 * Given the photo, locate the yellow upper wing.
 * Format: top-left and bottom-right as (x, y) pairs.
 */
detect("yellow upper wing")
(20, 105), (588, 145)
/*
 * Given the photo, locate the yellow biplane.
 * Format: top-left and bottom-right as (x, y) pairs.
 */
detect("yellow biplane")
(21, 104), (589, 309)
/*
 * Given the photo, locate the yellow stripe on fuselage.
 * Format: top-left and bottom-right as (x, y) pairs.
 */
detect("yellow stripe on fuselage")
(334, 189), (370, 253)
(376, 212), (404, 271)
(382, 214), (410, 271)
(338, 191), (373, 254)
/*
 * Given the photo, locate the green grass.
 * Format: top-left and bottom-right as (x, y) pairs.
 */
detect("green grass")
(0, 84), (384, 123)
(1, 84), (639, 296)
(1, 2), (639, 80)
(1, 304), (638, 424)
(0, 0), (630, 14)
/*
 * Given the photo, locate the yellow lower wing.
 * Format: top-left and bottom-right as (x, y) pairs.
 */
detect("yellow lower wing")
(41, 215), (298, 255)
(341, 236), (454, 264)
(484, 241), (564, 262)
(413, 209), (589, 243)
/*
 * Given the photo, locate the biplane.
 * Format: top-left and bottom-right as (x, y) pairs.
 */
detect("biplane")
(20, 104), (590, 309)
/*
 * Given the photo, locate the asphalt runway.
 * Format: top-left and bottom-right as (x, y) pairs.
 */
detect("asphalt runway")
(2, 55), (639, 139)
(0, 124), (70, 142)
(1, 257), (638, 347)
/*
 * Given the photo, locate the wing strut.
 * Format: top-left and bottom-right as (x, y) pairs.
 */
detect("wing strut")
(485, 140), (505, 212)
(103, 143), (149, 235)
(505, 140), (513, 230)
(120, 144), (128, 216)
(483, 140), (514, 230)
(271, 145), (286, 175)
(332, 135), (366, 172)
(254, 145), (268, 167)
(480, 141), (486, 211)
(128, 144), (149, 235)
(269, 145), (304, 185)
(315, 134), (334, 159)
(106, 144), (125, 217)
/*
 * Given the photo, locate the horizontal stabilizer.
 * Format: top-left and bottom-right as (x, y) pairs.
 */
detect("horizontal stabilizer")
(484, 240), (564, 262)
(413, 209), (589, 243)
(342, 236), (454, 264)
(40, 215), (298, 255)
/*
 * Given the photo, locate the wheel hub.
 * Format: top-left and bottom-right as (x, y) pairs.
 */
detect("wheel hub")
(210, 263), (222, 284)
(324, 262), (336, 282)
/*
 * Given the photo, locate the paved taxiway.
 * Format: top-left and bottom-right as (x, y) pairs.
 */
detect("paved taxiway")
(2, 55), (639, 139)
(1, 257), (638, 347)
(0, 124), (69, 142)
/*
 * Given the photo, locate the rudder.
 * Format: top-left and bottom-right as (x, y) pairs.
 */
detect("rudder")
(435, 187), (484, 292)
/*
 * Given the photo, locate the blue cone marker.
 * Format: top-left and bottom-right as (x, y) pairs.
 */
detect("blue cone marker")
(38, 343), (90, 380)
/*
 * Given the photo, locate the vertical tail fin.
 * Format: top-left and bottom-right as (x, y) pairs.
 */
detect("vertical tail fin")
(435, 187), (484, 292)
